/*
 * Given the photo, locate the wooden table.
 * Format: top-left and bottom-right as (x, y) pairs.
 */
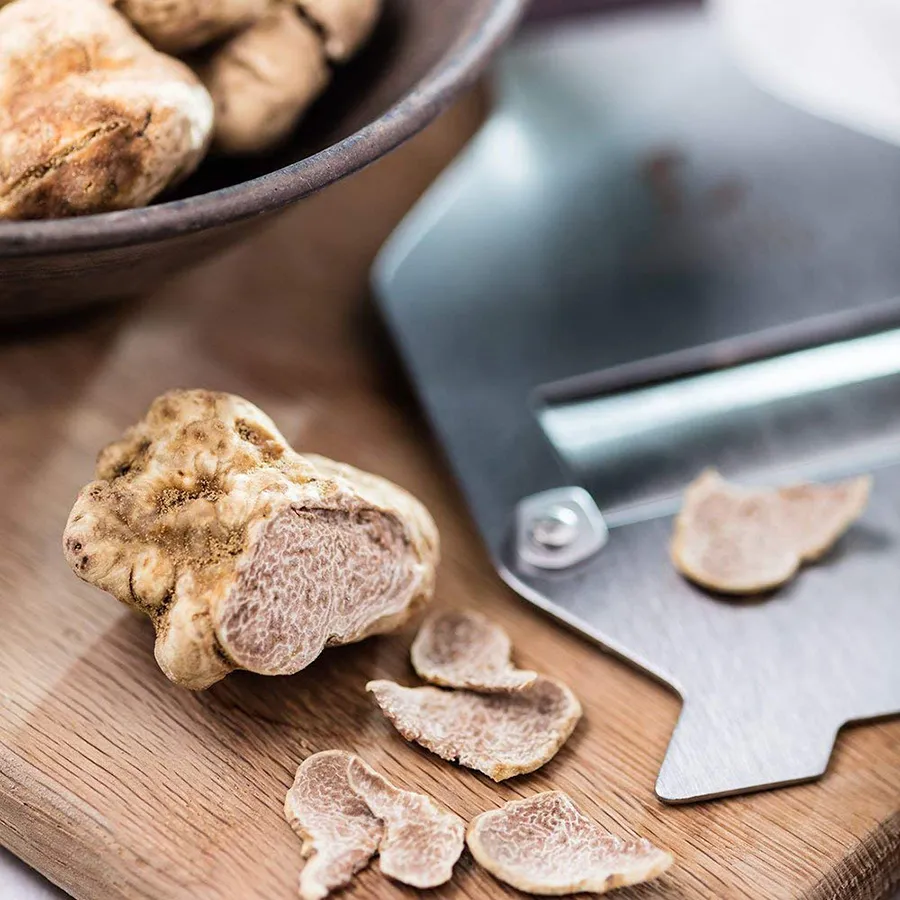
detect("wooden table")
(1, 90), (899, 900)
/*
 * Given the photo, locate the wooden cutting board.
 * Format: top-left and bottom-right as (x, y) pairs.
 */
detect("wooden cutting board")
(1, 90), (898, 900)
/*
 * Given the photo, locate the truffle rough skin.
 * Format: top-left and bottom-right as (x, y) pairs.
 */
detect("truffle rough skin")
(0, 0), (213, 219)
(367, 677), (581, 781)
(116, 0), (270, 54)
(285, 751), (383, 900)
(671, 469), (871, 595)
(199, 4), (330, 155)
(63, 389), (439, 689)
(292, 0), (381, 61)
(347, 756), (464, 888)
(466, 792), (674, 896)
(411, 609), (538, 693)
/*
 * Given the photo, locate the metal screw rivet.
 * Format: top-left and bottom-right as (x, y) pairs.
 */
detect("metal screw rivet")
(529, 504), (580, 550)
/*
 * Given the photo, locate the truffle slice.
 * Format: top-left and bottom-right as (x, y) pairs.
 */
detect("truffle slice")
(284, 751), (383, 900)
(347, 757), (464, 888)
(411, 609), (538, 693)
(671, 469), (871, 595)
(466, 792), (674, 896)
(367, 678), (581, 781)
(292, 0), (380, 60)
(63, 390), (439, 689)
(285, 751), (464, 897)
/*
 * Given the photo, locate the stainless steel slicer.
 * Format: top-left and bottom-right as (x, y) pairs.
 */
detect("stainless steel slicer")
(374, 8), (900, 802)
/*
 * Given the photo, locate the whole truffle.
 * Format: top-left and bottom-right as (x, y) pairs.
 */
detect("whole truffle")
(0, 0), (214, 219)
(199, 4), (330, 155)
(116, 0), (270, 54)
(293, 0), (381, 61)
(63, 390), (440, 689)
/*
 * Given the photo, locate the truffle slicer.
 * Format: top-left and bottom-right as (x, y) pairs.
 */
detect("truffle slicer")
(373, 10), (900, 802)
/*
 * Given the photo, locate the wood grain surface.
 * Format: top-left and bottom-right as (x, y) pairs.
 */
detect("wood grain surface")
(1, 90), (899, 900)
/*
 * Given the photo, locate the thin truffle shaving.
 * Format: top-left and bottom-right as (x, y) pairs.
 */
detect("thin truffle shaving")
(411, 609), (538, 693)
(347, 757), (464, 888)
(284, 751), (383, 900)
(63, 389), (439, 689)
(285, 751), (463, 898)
(367, 678), (581, 781)
(671, 469), (871, 595)
(466, 792), (674, 896)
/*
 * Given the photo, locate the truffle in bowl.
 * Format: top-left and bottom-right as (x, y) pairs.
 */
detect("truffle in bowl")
(0, 0), (526, 318)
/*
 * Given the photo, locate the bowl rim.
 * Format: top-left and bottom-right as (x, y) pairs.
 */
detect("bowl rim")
(0, 0), (525, 258)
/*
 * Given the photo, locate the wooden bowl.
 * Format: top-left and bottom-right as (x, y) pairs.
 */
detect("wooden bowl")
(0, 0), (526, 319)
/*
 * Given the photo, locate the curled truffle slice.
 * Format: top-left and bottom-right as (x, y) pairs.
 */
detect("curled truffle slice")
(292, 0), (380, 61)
(63, 389), (439, 689)
(347, 757), (464, 888)
(285, 751), (383, 900)
(200, 4), (330, 155)
(0, 0), (213, 219)
(467, 792), (674, 896)
(285, 751), (464, 897)
(671, 469), (871, 595)
(367, 678), (581, 781)
(116, 0), (269, 53)
(411, 609), (537, 693)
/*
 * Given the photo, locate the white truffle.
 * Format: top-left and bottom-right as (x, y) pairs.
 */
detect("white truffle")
(285, 751), (464, 898)
(411, 609), (537, 693)
(116, 0), (270, 53)
(347, 757), (464, 888)
(467, 792), (674, 895)
(0, 0), (213, 219)
(285, 751), (382, 900)
(293, 0), (380, 61)
(367, 677), (581, 781)
(63, 389), (439, 689)
(199, 4), (330, 155)
(671, 469), (871, 594)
